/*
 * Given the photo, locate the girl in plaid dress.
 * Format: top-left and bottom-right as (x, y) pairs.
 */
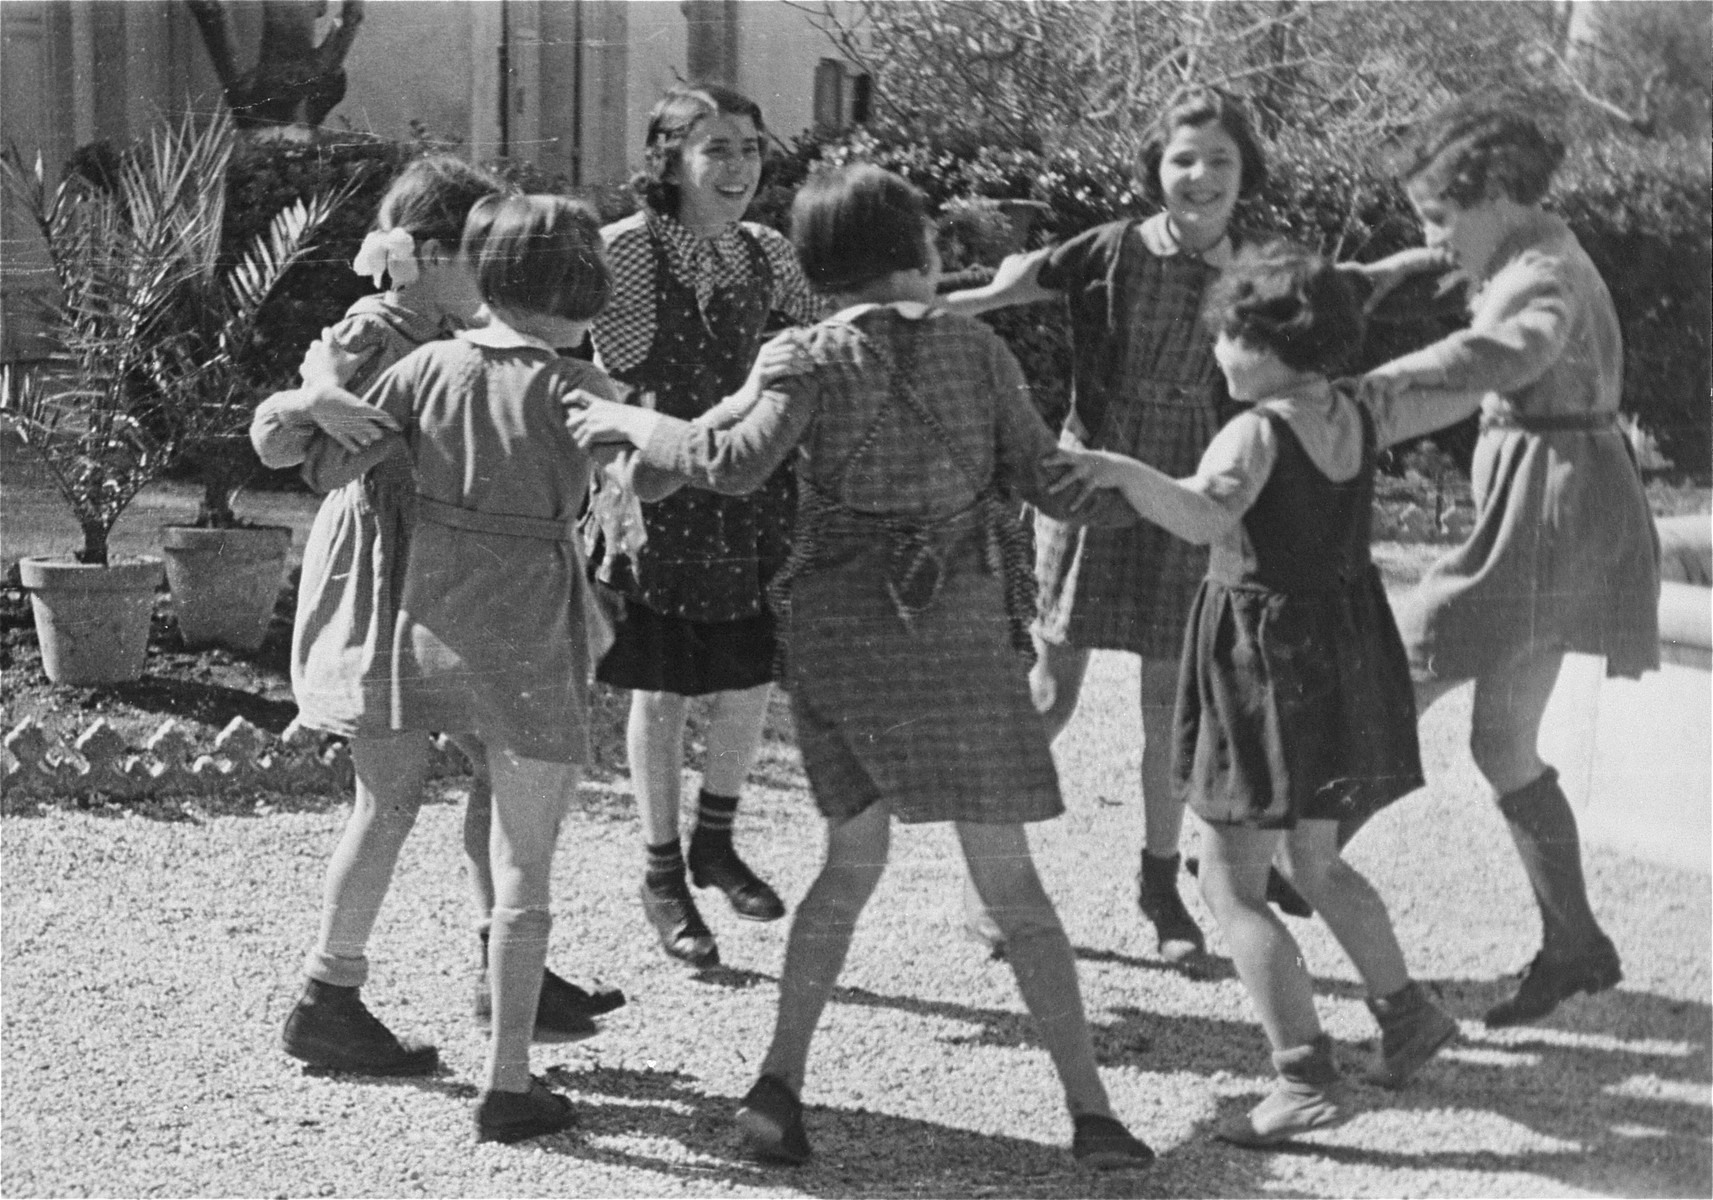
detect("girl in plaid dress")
(569, 166), (1155, 1171)
(1049, 244), (1474, 1146)
(945, 90), (1270, 962)
(589, 84), (821, 970)
(250, 159), (620, 1079)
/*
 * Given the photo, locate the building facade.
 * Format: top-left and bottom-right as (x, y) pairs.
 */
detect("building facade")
(0, 0), (867, 357)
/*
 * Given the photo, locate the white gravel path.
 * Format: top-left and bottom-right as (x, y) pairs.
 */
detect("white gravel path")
(5, 655), (1709, 1198)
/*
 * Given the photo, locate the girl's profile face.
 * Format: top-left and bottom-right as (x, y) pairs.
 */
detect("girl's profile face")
(1406, 180), (1506, 279)
(674, 112), (763, 229)
(1157, 120), (1242, 250)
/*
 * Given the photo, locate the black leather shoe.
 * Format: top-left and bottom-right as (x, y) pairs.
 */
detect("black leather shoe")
(1484, 938), (1622, 1028)
(1071, 1114), (1155, 1169)
(474, 1077), (577, 1144)
(472, 968), (622, 1040)
(1137, 854), (1205, 964)
(282, 980), (438, 1075)
(689, 846), (786, 922)
(640, 876), (720, 968)
(735, 1075), (812, 1165)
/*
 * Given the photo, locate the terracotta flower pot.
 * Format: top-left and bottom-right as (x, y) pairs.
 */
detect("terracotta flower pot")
(160, 525), (293, 652)
(19, 556), (163, 685)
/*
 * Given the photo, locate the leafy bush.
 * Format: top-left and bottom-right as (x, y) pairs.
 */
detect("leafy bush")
(760, 125), (1709, 477)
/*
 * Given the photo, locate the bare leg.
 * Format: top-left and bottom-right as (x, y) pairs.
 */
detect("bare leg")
(1137, 655), (1182, 854)
(959, 820), (1113, 1119)
(1197, 823), (1320, 1050)
(628, 690), (690, 846)
(310, 731), (433, 981)
(451, 733), (495, 918)
(757, 802), (891, 1094)
(1277, 819), (1408, 998)
(484, 749), (579, 1094)
(700, 684), (771, 796)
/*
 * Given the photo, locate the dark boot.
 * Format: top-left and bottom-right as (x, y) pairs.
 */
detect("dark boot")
(735, 1074), (812, 1165)
(281, 978), (438, 1075)
(1217, 1034), (1348, 1147)
(1136, 851), (1205, 963)
(472, 932), (626, 1038)
(1485, 768), (1622, 1027)
(688, 792), (786, 922)
(1363, 980), (1458, 1088)
(641, 872), (720, 968)
(474, 1077), (577, 1144)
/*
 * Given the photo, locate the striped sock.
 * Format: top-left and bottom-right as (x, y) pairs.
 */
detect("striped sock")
(645, 838), (684, 885)
(690, 790), (740, 859)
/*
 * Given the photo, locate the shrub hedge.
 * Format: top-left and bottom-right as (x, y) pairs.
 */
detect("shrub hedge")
(219, 122), (1710, 478)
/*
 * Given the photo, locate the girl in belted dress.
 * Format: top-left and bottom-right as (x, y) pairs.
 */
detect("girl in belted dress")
(1048, 243), (1478, 1146)
(1361, 100), (1660, 1029)
(589, 84), (822, 969)
(570, 165), (1155, 1172)
(252, 158), (621, 1079)
(306, 194), (621, 1145)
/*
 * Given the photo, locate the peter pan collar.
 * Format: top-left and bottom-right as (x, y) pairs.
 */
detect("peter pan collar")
(457, 321), (557, 353)
(1139, 211), (1234, 269)
(828, 300), (936, 323)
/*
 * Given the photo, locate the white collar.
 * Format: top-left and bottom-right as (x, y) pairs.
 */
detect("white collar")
(828, 300), (936, 324)
(457, 321), (556, 353)
(1140, 212), (1233, 268)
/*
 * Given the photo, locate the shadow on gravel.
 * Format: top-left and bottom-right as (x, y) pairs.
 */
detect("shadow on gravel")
(529, 1063), (1176, 1199)
(1179, 980), (1712, 1199)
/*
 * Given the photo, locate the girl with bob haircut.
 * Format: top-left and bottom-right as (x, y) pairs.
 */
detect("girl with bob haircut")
(1049, 241), (1479, 1146)
(256, 160), (622, 1083)
(305, 193), (626, 1145)
(945, 88), (1276, 964)
(569, 163), (1156, 1171)
(589, 83), (821, 974)
(1359, 98), (1659, 1029)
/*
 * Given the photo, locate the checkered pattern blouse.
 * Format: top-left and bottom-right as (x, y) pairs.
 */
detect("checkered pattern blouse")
(593, 209), (819, 377)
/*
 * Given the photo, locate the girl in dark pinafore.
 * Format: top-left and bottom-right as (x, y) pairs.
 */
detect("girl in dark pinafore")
(1052, 244), (1479, 1146)
(590, 84), (821, 969)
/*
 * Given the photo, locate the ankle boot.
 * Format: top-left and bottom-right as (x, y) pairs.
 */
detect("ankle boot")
(1136, 851), (1205, 963)
(1486, 769), (1623, 1027)
(281, 978), (438, 1075)
(1218, 1034), (1348, 1147)
(688, 833), (785, 922)
(641, 870), (720, 968)
(1364, 981), (1458, 1088)
(472, 932), (625, 1038)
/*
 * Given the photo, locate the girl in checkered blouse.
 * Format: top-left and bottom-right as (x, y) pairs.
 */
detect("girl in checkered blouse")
(1048, 244), (1477, 1146)
(944, 89), (1270, 964)
(569, 164), (1155, 1171)
(588, 84), (822, 972)
(250, 159), (621, 1081)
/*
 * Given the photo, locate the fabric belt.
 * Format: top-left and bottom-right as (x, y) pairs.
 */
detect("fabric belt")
(1480, 410), (1618, 433)
(415, 494), (574, 542)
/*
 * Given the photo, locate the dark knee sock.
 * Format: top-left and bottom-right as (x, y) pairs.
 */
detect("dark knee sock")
(1495, 768), (1603, 956)
(688, 789), (739, 860)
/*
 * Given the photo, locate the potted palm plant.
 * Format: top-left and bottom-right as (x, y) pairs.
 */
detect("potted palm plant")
(1, 110), (339, 681)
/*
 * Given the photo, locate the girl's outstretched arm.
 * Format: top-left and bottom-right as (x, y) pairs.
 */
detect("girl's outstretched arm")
(939, 248), (1058, 317)
(1046, 412), (1275, 545)
(249, 324), (398, 467)
(1359, 378), (1485, 448)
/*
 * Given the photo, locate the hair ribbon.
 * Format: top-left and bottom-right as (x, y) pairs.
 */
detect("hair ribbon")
(352, 228), (420, 287)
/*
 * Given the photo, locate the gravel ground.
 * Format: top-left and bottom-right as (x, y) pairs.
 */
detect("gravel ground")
(4, 655), (1710, 1198)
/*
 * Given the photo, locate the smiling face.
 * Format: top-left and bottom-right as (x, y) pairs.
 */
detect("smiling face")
(673, 112), (763, 232)
(1406, 180), (1507, 279)
(1157, 120), (1243, 252)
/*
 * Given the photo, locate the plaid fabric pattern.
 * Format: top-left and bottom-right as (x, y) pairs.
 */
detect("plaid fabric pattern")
(592, 210), (819, 377)
(1034, 223), (1229, 658)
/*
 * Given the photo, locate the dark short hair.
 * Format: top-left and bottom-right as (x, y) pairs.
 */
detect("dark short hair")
(462, 194), (611, 322)
(1396, 98), (1566, 206)
(633, 82), (766, 217)
(1203, 241), (1365, 376)
(376, 154), (506, 249)
(790, 164), (931, 295)
(1137, 88), (1269, 204)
